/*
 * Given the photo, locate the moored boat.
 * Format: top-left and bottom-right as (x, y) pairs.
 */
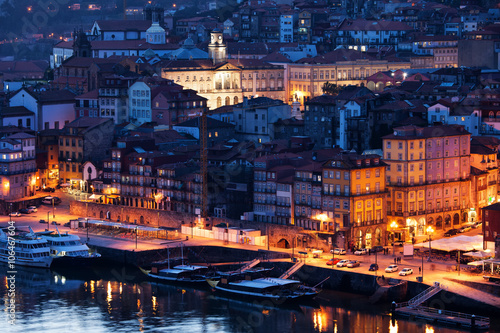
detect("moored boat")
(0, 227), (53, 268)
(37, 228), (101, 265)
(206, 277), (319, 303)
(141, 264), (210, 284)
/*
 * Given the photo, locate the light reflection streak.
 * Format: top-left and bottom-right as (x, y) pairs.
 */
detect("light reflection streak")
(425, 325), (434, 333)
(106, 281), (112, 312)
(389, 319), (398, 333)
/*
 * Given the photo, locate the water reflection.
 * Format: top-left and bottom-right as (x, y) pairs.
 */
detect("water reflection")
(0, 265), (490, 333)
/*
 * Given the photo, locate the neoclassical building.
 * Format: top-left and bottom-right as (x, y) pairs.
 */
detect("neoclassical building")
(161, 29), (286, 109)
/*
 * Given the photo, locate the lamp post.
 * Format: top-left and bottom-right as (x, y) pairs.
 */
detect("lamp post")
(9, 203), (12, 222)
(390, 221), (398, 257)
(135, 226), (138, 249)
(52, 198), (55, 218)
(427, 226), (434, 262)
(47, 211), (50, 231)
(86, 218), (89, 243)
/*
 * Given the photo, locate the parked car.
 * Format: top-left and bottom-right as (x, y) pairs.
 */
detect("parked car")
(9, 211), (21, 217)
(331, 248), (346, 255)
(42, 197), (61, 205)
(39, 219), (46, 224)
(370, 246), (384, 253)
(326, 258), (341, 266)
(392, 240), (405, 246)
(385, 264), (399, 273)
(444, 229), (460, 237)
(28, 206), (37, 213)
(399, 268), (413, 276)
(336, 260), (350, 268)
(354, 248), (368, 255)
(472, 222), (482, 229)
(369, 263), (379, 271)
(19, 208), (30, 214)
(347, 260), (360, 268)
(42, 187), (55, 192)
(459, 226), (472, 233)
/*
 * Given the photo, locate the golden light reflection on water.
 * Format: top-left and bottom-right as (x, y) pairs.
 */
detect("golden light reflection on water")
(106, 281), (112, 312)
(152, 296), (157, 312)
(425, 325), (435, 333)
(389, 320), (398, 333)
(313, 309), (326, 332)
(119, 283), (122, 295)
(90, 280), (95, 296)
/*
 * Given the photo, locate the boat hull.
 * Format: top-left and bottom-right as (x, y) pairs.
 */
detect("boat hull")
(0, 255), (53, 268)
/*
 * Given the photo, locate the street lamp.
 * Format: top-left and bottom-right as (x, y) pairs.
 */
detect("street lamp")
(47, 211), (50, 231)
(390, 221), (398, 257)
(86, 218), (89, 243)
(9, 203), (12, 222)
(135, 226), (138, 249)
(426, 226), (434, 262)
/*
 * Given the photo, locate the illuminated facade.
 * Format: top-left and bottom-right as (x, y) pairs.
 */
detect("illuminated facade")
(383, 125), (471, 242)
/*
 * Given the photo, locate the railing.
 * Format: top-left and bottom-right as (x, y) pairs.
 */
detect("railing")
(412, 305), (490, 324)
(408, 285), (441, 307)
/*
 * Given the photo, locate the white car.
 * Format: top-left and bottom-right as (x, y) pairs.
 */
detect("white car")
(354, 248), (368, 255)
(336, 259), (350, 267)
(399, 268), (413, 276)
(9, 212), (21, 217)
(331, 248), (346, 255)
(28, 206), (37, 213)
(385, 264), (399, 273)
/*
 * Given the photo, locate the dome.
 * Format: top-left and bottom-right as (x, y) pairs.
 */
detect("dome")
(147, 22), (165, 34)
(183, 37), (195, 49)
(212, 28), (222, 33)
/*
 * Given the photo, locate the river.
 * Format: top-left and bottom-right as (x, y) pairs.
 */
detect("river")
(0, 263), (491, 333)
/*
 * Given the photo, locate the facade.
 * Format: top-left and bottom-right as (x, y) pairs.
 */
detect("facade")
(0, 107), (35, 130)
(0, 133), (37, 201)
(383, 125), (471, 243)
(482, 203), (500, 251)
(75, 90), (99, 118)
(322, 154), (387, 249)
(59, 118), (114, 189)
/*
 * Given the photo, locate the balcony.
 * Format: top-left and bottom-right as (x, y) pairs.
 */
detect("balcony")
(418, 210), (425, 215)
(409, 211), (417, 216)
(394, 211), (404, 216)
(489, 180), (497, 186)
(436, 208), (443, 213)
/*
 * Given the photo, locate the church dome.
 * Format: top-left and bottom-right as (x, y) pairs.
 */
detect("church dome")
(147, 22), (165, 34)
(183, 37), (195, 49)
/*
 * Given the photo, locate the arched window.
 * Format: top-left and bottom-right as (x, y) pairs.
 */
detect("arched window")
(489, 111), (494, 120)
(216, 97), (222, 108)
(225, 96), (230, 106)
(234, 96), (238, 104)
(496, 111), (500, 119)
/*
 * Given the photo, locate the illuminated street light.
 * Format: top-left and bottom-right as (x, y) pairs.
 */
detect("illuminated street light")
(426, 226), (434, 262)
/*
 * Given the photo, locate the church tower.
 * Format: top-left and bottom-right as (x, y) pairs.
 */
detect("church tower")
(72, 29), (92, 58)
(208, 29), (226, 65)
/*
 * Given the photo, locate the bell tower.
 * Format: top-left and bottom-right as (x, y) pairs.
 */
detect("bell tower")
(72, 29), (92, 58)
(208, 29), (226, 65)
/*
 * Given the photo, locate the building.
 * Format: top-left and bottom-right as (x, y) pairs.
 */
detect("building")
(322, 153), (387, 249)
(482, 202), (500, 251)
(383, 125), (471, 243)
(59, 117), (114, 189)
(0, 106), (35, 130)
(161, 30), (286, 109)
(0, 133), (37, 201)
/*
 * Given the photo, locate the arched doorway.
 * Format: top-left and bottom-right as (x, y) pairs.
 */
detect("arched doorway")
(462, 212), (468, 222)
(417, 218), (426, 236)
(374, 228), (382, 246)
(470, 211), (477, 222)
(436, 216), (443, 229)
(365, 228), (372, 248)
(217, 97), (222, 108)
(355, 229), (363, 249)
(225, 96), (230, 105)
(106, 211), (110, 220)
(277, 238), (290, 248)
(428, 217), (434, 225)
(99, 211), (103, 219)
(444, 214), (451, 227)
(140, 216), (144, 224)
(453, 213), (460, 226)
(234, 96), (238, 104)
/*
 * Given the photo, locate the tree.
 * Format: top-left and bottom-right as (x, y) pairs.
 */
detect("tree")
(322, 81), (340, 95)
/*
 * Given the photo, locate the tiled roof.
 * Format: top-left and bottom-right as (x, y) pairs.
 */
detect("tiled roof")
(174, 116), (235, 129)
(296, 49), (376, 64)
(65, 117), (111, 129)
(383, 124), (470, 140)
(260, 52), (292, 63)
(0, 106), (34, 117)
(76, 89), (99, 100)
(95, 20), (153, 31)
(338, 19), (413, 31)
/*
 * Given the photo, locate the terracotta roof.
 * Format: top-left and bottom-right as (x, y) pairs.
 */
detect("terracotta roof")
(0, 106), (34, 117)
(174, 116), (235, 129)
(260, 52), (292, 63)
(296, 49), (376, 64)
(65, 117), (111, 129)
(95, 20), (152, 31)
(76, 89), (99, 100)
(338, 19), (413, 31)
(383, 124), (470, 140)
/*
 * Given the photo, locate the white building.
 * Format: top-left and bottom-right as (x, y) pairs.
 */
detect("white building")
(427, 100), (480, 136)
(128, 81), (152, 124)
(280, 14), (294, 43)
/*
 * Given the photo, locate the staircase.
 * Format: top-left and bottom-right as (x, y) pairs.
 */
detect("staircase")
(240, 259), (261, 272)
(279, 261), (305, 279)
(407, 283), (442, 307)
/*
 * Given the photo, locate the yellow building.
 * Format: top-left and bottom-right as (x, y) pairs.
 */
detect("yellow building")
(322, 153), (387, 249)
(287, 49), (411, 104)
(383, 125), (471, 243)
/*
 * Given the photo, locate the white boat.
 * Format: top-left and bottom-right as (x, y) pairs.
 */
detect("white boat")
(207, 277), (319, 302)
(0, 227), (53, 268)
(38, 228), (101, 264)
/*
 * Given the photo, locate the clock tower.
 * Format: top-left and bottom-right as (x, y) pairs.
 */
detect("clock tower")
(208, 29), (226, 65)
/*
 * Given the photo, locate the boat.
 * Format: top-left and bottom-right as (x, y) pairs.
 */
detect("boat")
(37, 227), (101, 265)
(206, 276), (319, 303)
(0, 227), (53, 268)
(141, 264), (211, 284)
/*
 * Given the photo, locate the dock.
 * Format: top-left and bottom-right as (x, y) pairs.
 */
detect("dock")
(393, 282), (490, 330)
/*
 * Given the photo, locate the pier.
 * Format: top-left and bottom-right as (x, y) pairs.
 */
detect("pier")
(393, 282), (490, 330)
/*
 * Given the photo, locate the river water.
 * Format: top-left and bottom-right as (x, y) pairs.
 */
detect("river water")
(0, 264), (492, 333)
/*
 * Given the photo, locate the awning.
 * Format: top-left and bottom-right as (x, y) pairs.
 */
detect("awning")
(60, 183), (71, 187)
(463, 250), (493, 258)
(467, 261), (485, 266)
(89, 194), (102, 200)
(414, 235), (483, 252)
(106, 195), (120, 199)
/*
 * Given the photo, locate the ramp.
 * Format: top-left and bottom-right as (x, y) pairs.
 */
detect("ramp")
(408, 282), (442, 307)
(239, 259), (261, 272)
(279, 261), (305, 279)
